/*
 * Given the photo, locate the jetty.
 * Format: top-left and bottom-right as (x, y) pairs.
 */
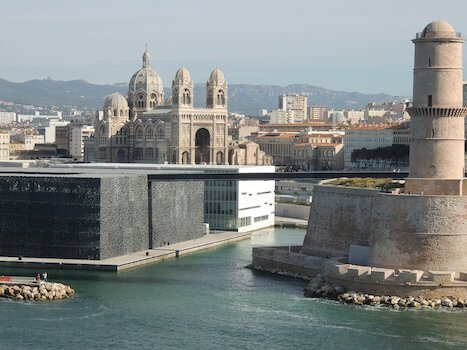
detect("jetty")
(0, 276), (74, 301)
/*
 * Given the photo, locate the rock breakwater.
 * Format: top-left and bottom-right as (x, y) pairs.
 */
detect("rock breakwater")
(0, 283), (75, 301)
(305, 274), (467, 310)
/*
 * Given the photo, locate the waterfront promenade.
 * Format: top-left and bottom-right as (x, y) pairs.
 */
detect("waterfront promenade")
(275, 216), (308, 228)
(0, 231), (253, 272)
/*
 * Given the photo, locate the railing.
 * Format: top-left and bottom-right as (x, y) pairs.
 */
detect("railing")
(415, 31), (462, 39)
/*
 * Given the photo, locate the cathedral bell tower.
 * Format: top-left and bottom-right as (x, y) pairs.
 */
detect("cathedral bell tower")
(206, 68), (228, 109)
(172, 66), (194, 108)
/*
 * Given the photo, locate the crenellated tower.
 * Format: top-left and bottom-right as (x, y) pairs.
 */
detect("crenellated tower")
(406, 20), (467, 195)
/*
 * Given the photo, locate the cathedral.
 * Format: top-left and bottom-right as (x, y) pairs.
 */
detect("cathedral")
(93, 50), (270, 165)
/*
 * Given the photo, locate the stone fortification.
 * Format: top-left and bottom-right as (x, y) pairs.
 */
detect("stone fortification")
(250, 19), (467, 304)
(301, 185), (467, 272)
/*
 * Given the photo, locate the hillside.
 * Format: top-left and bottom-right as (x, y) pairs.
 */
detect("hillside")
(0, 78), (403, 115)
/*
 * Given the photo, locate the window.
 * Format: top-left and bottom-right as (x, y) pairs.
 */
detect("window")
(146, 128), (154, 139)
(145, 148), (154, 159)
(156, 127), (164, 138)
(238, 217), (251, 227)
(134, 148), (143, 160)
(239, 205), (260, 211)
(183, 89), (191, 105)
(99, 148), (106, 158)
(428, 95), (432, 107)
(254, 215), (269, 222)
(136, 127), (143, 139)
(217, 90), (225, 106)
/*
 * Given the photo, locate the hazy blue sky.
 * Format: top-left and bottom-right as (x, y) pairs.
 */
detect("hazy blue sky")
(1, 0), (466, 95)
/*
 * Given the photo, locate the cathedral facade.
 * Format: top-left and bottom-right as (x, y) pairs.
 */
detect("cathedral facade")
(94, 50), (270, 165)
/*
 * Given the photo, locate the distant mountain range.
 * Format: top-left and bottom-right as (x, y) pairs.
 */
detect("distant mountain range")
(0, 78), (404, 115)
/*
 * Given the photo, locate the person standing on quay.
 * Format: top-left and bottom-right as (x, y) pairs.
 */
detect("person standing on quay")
(42, 272), (47, 282)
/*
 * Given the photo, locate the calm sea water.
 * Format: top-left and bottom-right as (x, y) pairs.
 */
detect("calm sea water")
(1, 227), (466, 350)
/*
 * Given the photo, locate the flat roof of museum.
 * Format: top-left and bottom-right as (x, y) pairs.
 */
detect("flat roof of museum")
(0, 163), (276, 178)
(0, 166), (204, 177)
(49, 163), (276, 173)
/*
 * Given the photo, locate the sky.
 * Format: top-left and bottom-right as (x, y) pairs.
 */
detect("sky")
(1, 0), (466, 96)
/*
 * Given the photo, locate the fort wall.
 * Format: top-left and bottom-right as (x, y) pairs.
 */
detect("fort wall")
(301, 185), (467, 271)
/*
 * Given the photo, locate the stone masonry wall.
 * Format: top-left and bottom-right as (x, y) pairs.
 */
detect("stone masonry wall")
(301, 185), (467, 271)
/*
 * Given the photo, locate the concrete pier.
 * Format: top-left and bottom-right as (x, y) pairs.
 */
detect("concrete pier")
(0, 231), (252, 272)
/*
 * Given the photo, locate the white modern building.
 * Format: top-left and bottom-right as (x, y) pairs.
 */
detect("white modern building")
(50, 163), (276, 232)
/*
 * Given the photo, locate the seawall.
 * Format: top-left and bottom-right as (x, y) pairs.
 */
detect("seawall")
(301, 185), (467, 272)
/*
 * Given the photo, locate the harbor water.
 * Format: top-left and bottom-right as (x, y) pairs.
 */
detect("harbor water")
(1, 227), (466, 350)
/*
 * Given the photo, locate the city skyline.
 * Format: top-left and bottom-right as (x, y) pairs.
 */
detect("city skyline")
(1, 0), (467, 96)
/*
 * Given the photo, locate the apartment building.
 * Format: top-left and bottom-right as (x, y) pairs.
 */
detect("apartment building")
(0, 132), (10, 161)
(17, 134), (44, 150)
(343, 123), (410, 169)
(278, 94), (308, 122)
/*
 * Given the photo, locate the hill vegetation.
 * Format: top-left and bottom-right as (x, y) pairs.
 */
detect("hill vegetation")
(0, 78), (403, 115)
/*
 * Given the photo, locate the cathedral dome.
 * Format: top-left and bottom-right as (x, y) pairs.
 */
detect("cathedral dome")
(174, 66), (193, 85)
(421, 20), (457, 38)
(129, 50), (164, 94)
(103, 92), (128, 110)
(208, 68), (226, 85)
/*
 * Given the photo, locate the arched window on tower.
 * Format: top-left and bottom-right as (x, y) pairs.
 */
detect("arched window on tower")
(183, 89), (191, 105)
(99, 125), (107, 144)
(217, 90), (225, 106)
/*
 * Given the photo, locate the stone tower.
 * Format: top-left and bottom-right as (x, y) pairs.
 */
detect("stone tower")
(406, 20), (467, 195)
(206, 68), (228, 109)
(172, 66), (194, 108)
